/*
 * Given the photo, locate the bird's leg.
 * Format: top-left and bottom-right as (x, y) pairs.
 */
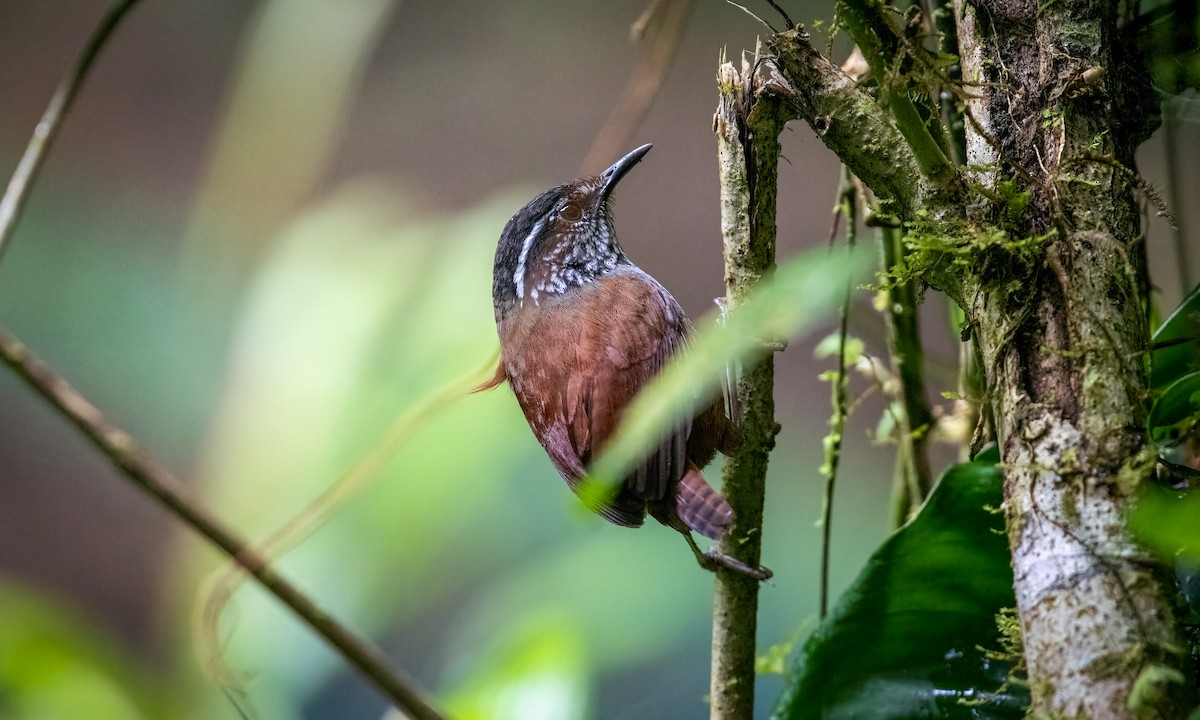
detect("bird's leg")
(679, 528), (773, 581)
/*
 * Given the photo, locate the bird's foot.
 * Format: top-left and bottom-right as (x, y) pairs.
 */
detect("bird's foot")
(700, 548), (773, 581)
(677, 524), (772, 581)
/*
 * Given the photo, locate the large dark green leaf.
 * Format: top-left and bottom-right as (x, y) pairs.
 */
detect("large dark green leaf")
(1132, 485), (1200, 582)
(1151, 283), (1200, 391)
(1148, 371), (1200, 447)
(772, 452), (1027, 720)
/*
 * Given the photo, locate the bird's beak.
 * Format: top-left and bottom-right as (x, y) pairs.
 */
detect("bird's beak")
(599, 144), (652, 203)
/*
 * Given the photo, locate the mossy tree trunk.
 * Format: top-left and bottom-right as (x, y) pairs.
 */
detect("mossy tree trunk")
(769, 0), (1192, 716)
(955, 2), (1185, 717)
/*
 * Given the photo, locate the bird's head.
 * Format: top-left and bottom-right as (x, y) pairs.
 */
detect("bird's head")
(492, 144), (652, 319)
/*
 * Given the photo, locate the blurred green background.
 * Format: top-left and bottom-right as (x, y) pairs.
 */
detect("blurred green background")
(0, 1), (1195, 718)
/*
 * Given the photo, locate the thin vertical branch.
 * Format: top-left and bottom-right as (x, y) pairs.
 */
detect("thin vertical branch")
(818, 171), (856, 619)
(579, 0), (694, 175)
(933, 0), (965, 167)
(1163, 110), (1193, 296)
(0, 0), (142, 265)
(0, 326), (447, 720)
(879, 225), (934, 516)
(711, 51), (795, 720)
(954, 303), (985, 461)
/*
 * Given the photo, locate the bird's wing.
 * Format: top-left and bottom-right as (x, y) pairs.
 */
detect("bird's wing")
(567, 270), (692, 503)
(504, 269), (692, 525)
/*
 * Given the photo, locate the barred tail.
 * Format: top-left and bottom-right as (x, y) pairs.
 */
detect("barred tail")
(675, 466), (734, 540)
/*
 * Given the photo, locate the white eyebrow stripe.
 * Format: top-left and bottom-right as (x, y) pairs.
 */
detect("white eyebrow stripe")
(513, 217), (545, 301)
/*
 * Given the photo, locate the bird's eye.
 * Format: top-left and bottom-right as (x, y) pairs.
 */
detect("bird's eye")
(559, 202), (582, 222)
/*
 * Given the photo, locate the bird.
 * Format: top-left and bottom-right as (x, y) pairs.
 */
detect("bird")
(477, 144), (770, 581)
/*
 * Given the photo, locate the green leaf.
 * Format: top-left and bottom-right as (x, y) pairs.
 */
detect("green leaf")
(772, 456), (1027, 720)
(586, 246), (871, 495)
(1131, 486), (1200, 563)
(0, 581), (169, 719)
(1151, 283), (1200, 390)
(436, 615), (590, 720)
(1147, 371), (1200, 447)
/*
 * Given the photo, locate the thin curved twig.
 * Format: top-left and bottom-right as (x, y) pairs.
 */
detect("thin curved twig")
(1162, 111), (1193, 296)
(579, 0), (694, 174)
(0, 325), (447, 720)
(0, 0), (142, 265)
(197, 351), (497, 698)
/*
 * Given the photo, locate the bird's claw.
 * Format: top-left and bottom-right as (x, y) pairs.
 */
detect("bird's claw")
(702, 548), (773, 582)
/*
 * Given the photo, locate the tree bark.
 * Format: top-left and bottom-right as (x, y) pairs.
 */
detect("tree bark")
(954, 1), (1188, 716)
(710, 54), (794, 720)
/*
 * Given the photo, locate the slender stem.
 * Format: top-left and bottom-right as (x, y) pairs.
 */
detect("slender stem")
(0, 0), (142, 265)
(1163, 110), (1193, 296)
(836, 0), (953, 184)
(933, 0), (966, 167)
(0, 326), (447, 720)
(879, 225), (934, 506)
(952, 300), (983, 460)
(887, 442), (914, 528)
(711, 54), (793, 720)
(818, 172), (856, 619)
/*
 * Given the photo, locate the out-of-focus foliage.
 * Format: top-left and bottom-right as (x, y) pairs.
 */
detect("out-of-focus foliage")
(436, 614), (589, 720)
(181, 0), (398, 296)
(772, 448), (1029, 720)
(1151, 282), (1200, 391)
(1138, 282), (1200, 559)
(0, 581), (167, 720)
(1132, 0), (1200, 97)
(1134, 283), (1200, 671)
(588, 245), (870, 496)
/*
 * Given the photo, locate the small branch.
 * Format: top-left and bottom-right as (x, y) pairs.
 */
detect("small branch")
(710, 50), (794, 720)
(879, 224), (934, 509)
(769, 28), (949, 218)
(818, 169), (857, 619)
(763, 0), (795, 29)
(579, 0), (693, 175)
(0, 326), (447, 720)
(1162, 111), (1193, 296)
(932, 0), (966, 166)
(0, 0), (142, 266)
(835, 0), (954, 183)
